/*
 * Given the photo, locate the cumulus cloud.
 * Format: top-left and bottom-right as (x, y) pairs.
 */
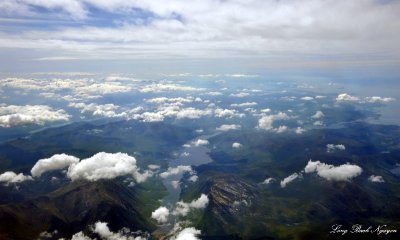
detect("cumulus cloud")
(189, 175), (198, 182)
(312, 111), (325, 119)
(146, 97), (193, 104)
(295, 127), (306, 134)
(193, 139), (209, 146)
(230, 102), (257, 107)
(214, 108), (244, 118)
(176, 108), (212, 119)
(69, 102), (126, 118)
(173, 194), (209, 216)
(151, 206), (170, 224)
(304, 160), (362, 181)
(280, 173), (302, 188)
(66, 152), (151, 182)
(0, 171), (33, 185)
(301, 96), (314, 101)
(160, 165), (193, 178)
(258, 112), (289, 131)
(148, 164), (160, 170)
(232, 142), (242, 148)
(313, 121), (324, 126)
(260, 108), (271, 113)
(262, 177), (275, 184)
(274, 125), (288, 133)
(365, 96), (395, 103)
(69, 221), (149, 240)
(216, 124), (240, 131)
(172, 227), (201, 240)
(336, 93), (360, 102)
(206, 91), (223, 96)
(326, 144), (346, 153)
(368, 175), (384, 183)
(140, 83), (203, 93)
(31, 154), (80, 177)
(0, 104), (70, 127)
(133, 112), (165, 122)
(230, 92), (250, 98)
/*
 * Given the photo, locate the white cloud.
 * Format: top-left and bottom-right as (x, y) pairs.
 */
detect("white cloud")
(312, 110), (324, 119)
(0, 104), (70, 127)
(368, 175), (384, 183)
(67, 152), (151, 182)
(0, 171), (33, 185)
(193, 139), (209, 146)
(225, 74), (259, 78)
(301, 96), (314, 101)
(326, 144), (346, 153)
(304, 160), (362, 181)
(189, 175), (198, 182)
(146, 97), (193, 105)
(206, 91), (223, 96)
(1, 0), (400, 66)
(216, 124), (240, 131)
(181, 152), (190, 157)
(214, 108), (244, 118)
(274, 125), (287, 133)
(171, 180), (180, 189)
(140, 83), (203, 93)
(195, 129), (204, 133)
(313, 121), (324, 126)
(148, 164), (160, 170)
(365, 96), (395, 103)
(173, 194), (209, 216)
(262, 177), (275, 184)
(69, 102), (126, 118)
(93, 221), (148, 240)
(105, 75), (139, 82)
(176, 108), (212, 119)
(38, 230), (58, 239)
(160, 165), (193, 178)
(133, 112), (165, 122)
(171, 227), (201, 240)
(31, 153), (80, 177)
(69, 221), (148, 240)
(70, 232), (92, 240)
(258, 112), (289, 131)
(336, 93), (360, 102)
(230, 102), (257, 107)
(230, 92), (250, 98)
(232, 142), (242, 149)
(295, 127), (306, 134)
(151, 206), (170, 224)
(280, 173), (302, 188)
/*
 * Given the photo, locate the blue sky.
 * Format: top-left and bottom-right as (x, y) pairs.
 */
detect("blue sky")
(0, 0), (400, 78)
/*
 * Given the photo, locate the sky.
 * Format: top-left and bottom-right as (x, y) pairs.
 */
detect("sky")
(0, 0), (400, 78)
